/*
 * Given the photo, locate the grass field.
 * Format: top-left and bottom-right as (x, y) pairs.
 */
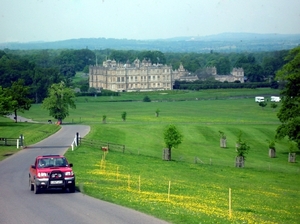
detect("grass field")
(0, 117), (61, 160)
(74, 88), (280, 103)
(1, 89), (299, 223)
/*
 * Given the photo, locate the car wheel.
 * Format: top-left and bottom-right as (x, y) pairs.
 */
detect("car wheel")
(33, 183), (40, 194)
(69, 183), (75, 193)
(29, 179), (34, 191)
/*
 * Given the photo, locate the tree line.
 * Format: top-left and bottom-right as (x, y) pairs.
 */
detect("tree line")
(94, 49), (288, 82)
(0, 47), (290, 105)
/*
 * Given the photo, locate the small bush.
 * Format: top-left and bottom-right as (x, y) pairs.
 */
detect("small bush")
(143, 96), (151, 102)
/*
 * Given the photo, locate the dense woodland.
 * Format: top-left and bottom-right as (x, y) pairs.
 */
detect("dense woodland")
(0, 48), (289, 103)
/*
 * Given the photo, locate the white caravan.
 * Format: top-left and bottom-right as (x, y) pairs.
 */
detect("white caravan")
(271, 96), (281, 102)
(255, 96), (265, 102)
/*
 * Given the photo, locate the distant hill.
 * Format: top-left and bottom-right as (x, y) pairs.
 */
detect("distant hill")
(1, 33), (299, 53)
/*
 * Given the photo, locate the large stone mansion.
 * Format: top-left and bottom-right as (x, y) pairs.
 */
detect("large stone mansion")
(89, 59), (186, 92)
(89, 59), (244, 92)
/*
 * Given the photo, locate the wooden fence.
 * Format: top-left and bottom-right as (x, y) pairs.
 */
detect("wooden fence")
(0, 137), (20, 146)
(79, 138), (126, 153)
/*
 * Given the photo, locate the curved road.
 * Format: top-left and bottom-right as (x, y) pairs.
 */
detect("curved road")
(0, 123), (169, 224)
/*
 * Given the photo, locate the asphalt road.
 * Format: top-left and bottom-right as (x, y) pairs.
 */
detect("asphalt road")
(0, 121), (169, 224)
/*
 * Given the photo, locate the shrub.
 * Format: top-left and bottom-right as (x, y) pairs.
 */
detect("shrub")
(143, 96), (151, 102)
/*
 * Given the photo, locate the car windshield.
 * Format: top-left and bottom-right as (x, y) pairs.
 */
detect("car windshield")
(38, 157), (68, 168)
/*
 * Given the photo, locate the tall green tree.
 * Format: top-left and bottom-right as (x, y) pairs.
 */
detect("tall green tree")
(54, 49), (95, 72)
(163, 124), (183, 161)
(215, 57), (231, 74)
(234, 54), (264, 82)
(0, 87), (13, 116)
(5, 79), (32, 122)
(32, 67), (62, 103)
(0, 54), (35, 88)
(137, 50), (166, 64)
(42, 81), (76, 124)
(121, 111), (127, 121)
(275, 46), (300, 149)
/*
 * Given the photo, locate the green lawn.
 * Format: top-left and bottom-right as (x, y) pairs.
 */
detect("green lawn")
(1, 89), (299, 223)
(0, 116), (60, 160)
(74, 88), (280, 103)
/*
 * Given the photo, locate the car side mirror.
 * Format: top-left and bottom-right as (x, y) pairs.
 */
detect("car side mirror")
(69, 163), (73, 167)
(31, 165), (36, 169)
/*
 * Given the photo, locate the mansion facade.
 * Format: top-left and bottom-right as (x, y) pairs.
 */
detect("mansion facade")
(89, 59), (186, 92)
(89, 59), (245, 92)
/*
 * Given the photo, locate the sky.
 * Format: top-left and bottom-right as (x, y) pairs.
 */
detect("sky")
(1, 0), (300, 43)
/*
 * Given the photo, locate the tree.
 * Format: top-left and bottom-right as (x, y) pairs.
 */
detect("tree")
(137, 50), (166, 65)
(53, 49), (95, 72)
(143, 96), (151, 102)
(42, 81), (76, 124)
(219, 131), (227, 148)
(258, 101), (267, 109)
(163, 124), (183, 161)
(110, 50), (134, 63)
(155, 108), (160, 117)
(275, 46), (300, 149)
(270, 103), (278, 111)
(32, 67), (62, 103)
(102, 115), (107, 123)
(79, 79), (89, 92)
(0, 87), (13, 116)
(121, 112), (127, 121)
(235, 132), (250, 167)
(234, 54), (264, 82)
(0, 54), (35, 88)
(88, 87), (97, 97)
(5, 79), (32, 122)
(215, 57), (230, 74)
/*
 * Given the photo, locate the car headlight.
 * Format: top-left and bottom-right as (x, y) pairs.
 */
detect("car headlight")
(37, 172), (48, 177)
(65, 171), (74, 176)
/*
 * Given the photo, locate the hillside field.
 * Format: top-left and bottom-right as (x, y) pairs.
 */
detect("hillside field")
(1, 89), (299, 223)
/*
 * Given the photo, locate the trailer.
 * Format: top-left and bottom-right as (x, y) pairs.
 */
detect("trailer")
(255, 96), (265, 102)
(271, 96), (281, 102)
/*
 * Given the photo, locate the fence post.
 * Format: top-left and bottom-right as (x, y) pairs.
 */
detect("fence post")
(168, 181), (171, 201)
(229, 188), (232, 218)
(19, 134), (23, 147)
(128, 175), (130, 189)
(76, 132), (79, 146)
(138, 175), (141, 192)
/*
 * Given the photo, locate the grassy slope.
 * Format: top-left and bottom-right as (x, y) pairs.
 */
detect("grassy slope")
(2, 89), (299, 223)
(0, 117), (60, 160)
